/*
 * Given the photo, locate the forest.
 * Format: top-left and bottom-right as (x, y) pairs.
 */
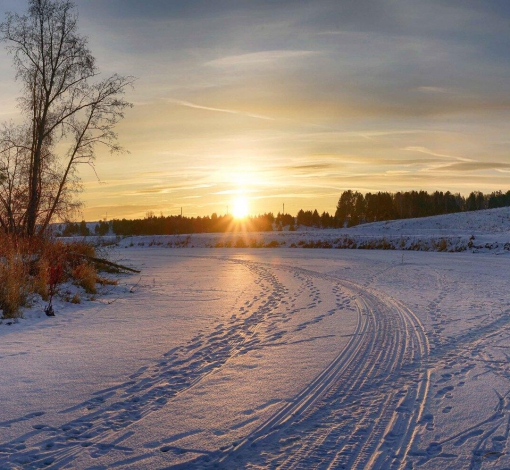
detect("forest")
(333, 189), (508, 227)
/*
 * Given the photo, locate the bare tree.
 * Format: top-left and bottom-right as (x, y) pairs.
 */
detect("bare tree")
(0, 0), (134, 236)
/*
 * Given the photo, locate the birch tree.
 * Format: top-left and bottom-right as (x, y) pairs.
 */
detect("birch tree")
(0, 0), (134, 236)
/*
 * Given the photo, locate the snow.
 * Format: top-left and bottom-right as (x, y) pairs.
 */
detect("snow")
(2, 208), (510, 468)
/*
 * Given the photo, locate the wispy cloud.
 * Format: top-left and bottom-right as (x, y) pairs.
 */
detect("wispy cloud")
(254, 192), (328, 200)
(290, 163), (333, 171)
(377, 158), (445, 166)
(212, 189), (260, 195)
(416, 86), (450, 94)
(133, 183), (214, 195)
(403, 146), (473, 162)
(436, 162), (510, 172)
(168, 99), (275, 121)
(316, 30), (349, 36)
(205, 50), (316, 67)
(135, 188), (167, 194)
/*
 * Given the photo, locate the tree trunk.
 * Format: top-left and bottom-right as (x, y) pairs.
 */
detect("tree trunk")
(26, 138), (43, 236)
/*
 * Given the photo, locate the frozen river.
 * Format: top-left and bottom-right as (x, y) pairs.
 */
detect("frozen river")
(1, 248), (509, 469)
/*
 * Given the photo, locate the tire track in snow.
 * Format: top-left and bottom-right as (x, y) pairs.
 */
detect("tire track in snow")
(214, 261), (430, 470)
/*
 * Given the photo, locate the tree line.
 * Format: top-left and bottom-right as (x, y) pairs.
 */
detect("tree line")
(59, 188), (510, 236)
(60, 213), (276, 237)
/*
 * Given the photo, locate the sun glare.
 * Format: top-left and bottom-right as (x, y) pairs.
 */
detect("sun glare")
(232, 196), (249, 219)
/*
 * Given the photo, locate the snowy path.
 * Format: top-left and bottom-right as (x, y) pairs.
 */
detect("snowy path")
(1, 248), (510, 469)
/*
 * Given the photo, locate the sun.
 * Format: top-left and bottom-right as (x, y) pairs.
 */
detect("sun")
(232, 196), (249, 219)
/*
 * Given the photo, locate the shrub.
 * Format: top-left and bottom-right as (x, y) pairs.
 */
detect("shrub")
(0, 234), (114, 318)
(72, 263), (98, 294)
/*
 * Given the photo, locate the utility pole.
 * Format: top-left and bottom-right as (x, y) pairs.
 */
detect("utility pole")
(180, 207), (182, 217)
(283, 203), (285, 214)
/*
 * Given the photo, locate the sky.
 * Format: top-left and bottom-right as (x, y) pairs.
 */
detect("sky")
(1, 0), (510, 220)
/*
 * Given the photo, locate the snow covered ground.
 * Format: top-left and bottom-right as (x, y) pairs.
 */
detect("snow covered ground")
(103, 206), (510, 254)
(2, 209), (510, 469)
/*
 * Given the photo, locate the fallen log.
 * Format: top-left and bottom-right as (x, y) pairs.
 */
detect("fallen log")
(73, 254), (141, 273)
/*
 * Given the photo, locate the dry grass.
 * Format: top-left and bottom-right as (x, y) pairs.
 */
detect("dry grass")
(0, 246), (29, 318)
(432, 238), (449, 252)
(33, 258), (50, 301)
(72, 263), (98, 294)
(0, 234), (105, 318)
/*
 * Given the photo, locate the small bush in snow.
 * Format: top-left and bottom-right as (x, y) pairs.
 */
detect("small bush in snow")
(0, 240), (30, 318)
(72, 263), (98, 294)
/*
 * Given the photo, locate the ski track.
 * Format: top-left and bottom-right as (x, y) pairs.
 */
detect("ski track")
(213, 262), (430, 470)
(1, 254), (435, 469)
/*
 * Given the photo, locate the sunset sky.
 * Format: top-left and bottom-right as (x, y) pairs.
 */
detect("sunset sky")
(1, 0), (510, 220)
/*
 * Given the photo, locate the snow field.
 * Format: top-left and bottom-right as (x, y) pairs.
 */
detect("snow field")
(0, 245), (509, 468)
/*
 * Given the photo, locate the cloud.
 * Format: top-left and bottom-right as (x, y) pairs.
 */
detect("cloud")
(436, 161), (510, 172)
(290, 163), (334, 171)
(254, 192), (329, 200)
(403, 146), (473, 162)
(416, 86), (450, 94)
(132, 183), (215, 195)
(168, 99), (275, 121)
(316, 30), (349, 36)
(377, 158), (446, 166)
(212, 189), (260, 195)
(205, 50), (316, 67)
(135, 188), (167, 194)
